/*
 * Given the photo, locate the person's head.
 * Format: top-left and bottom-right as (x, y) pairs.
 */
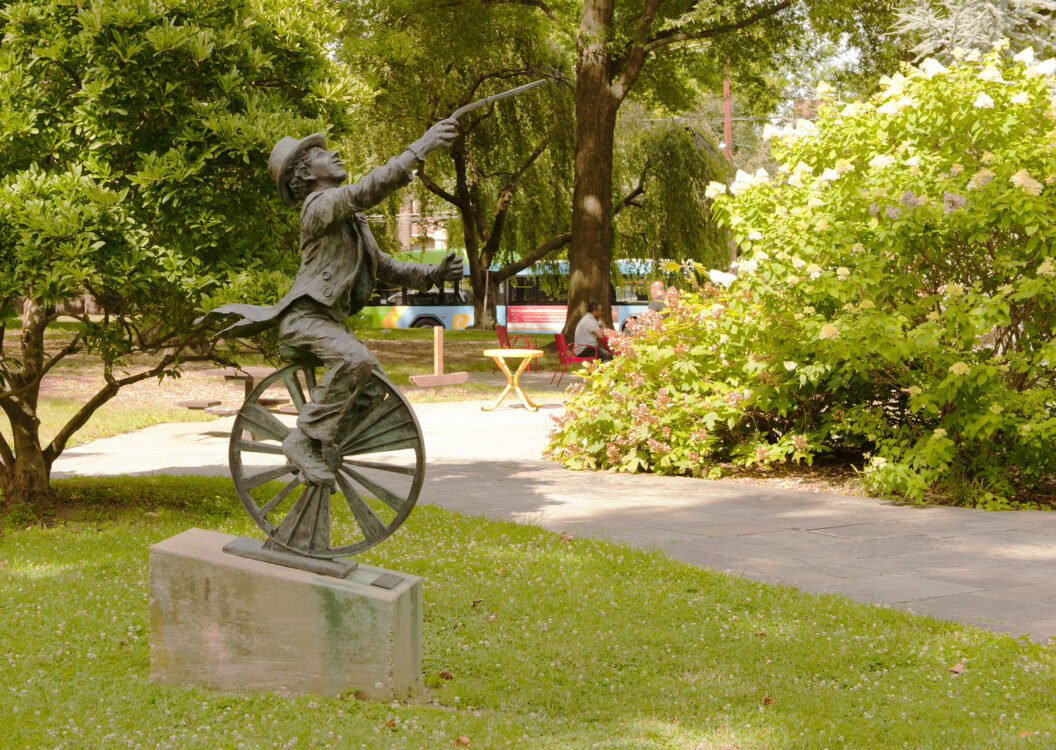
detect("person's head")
(269, 133), (346, 206)
(649, 280), (665, 300)
(287, 147), (347, 203)
(588, 302), (602, 319)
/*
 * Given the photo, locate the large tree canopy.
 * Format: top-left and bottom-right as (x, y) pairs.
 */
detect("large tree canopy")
(332, 0), (576, 326)
(556, 0), (905, 336)
(0, 0), (353, 507)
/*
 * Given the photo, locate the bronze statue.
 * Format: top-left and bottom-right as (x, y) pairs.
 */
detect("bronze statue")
(201, 120), (461, 486)
(203, 81), (547, 568)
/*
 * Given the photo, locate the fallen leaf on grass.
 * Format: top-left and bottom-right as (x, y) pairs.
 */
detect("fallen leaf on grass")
(471, 599), (483, 608)
(762, 695), (774, 706)
(947, 663), (965, 674)
(486, 612), (498, 622)
(386, 718), (396, 727)
(439, 670), (455, 680)
(455, 736), (471, 746)
(560, 532), (575, 542)
(1018, 730), (1035, 738)
(756, 631), (766, 637)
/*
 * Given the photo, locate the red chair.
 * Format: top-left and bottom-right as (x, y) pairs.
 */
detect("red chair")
(495, 325), (539, 371)
(551, 333), (598, 387)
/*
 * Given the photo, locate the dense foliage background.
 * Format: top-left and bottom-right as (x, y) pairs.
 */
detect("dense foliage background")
(549, 48), (1056, 508)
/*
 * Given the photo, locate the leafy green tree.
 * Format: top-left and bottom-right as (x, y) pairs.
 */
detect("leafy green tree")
(550, 51), (1056, 507)
(0, 0), (352, 508)
(557, 0), (903, 336)
(332, 0), (575, 327)
(612, 112), (731, 270)
(893, 0), (1056, 60)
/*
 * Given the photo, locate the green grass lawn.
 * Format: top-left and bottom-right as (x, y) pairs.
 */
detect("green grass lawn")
(0, 398), (215, 450)
(3, 476), (1055, 749)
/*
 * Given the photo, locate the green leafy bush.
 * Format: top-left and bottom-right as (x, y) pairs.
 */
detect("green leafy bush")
(549, 47), (1056, 508)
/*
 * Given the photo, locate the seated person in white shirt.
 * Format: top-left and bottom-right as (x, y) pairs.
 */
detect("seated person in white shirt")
(573, 302), (614, 361)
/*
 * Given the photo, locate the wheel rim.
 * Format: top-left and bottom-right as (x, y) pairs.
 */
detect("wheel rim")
(229, 364), (425, 558)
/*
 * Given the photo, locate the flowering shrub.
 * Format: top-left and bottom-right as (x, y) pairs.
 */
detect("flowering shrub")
(548, 47), (1056, 508)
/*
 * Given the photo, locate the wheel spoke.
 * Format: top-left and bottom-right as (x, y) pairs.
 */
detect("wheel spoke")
(336, 397), (402, 452)
(237, 438), (285, 455)
(341, 464), (408, 513)
(260, 477), (301, 516)
(239, 404), (290, 442)
(283, 371), (307, 410)
(342, 459), (416, 476)
(345, 436), (419, 455)
(272, 483), (325, 550)
(336, 471), (387, 542)
(342, 418), (419, 454)
(243, 463), (295, 490)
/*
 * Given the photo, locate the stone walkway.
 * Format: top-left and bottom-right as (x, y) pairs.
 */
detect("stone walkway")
(54, 394), (1056, 643)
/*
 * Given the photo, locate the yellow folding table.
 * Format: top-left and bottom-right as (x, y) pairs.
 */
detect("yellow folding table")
(482, 348), (544, 412)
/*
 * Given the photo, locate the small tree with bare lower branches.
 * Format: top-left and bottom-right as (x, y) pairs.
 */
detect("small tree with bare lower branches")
(0, 0), (352, 509)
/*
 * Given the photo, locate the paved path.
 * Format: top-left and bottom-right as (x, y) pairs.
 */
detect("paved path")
(54, 395), (1056, 643)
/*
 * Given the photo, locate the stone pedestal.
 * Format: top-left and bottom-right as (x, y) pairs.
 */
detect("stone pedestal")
(149, 528), (422, 699)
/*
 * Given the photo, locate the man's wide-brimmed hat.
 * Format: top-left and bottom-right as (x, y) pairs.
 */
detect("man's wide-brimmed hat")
(268, 132), (327, 206)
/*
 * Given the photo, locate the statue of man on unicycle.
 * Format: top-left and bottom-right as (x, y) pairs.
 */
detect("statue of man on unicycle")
(200, 119), (462, 487)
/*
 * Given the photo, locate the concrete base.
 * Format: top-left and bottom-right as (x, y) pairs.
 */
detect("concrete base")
(149, 528), (422, 699)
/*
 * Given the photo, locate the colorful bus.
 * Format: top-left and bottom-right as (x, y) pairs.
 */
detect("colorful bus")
(360, 252), (660, 334)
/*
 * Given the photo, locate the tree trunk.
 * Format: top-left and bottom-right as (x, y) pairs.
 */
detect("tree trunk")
(4, 412), (55, 509)
(0, 298), (55, 509)
(470, 271), (500, 329)
(565, 0), (620, 337)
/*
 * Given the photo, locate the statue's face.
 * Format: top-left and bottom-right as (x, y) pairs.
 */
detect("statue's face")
(306, 147), (347, 183)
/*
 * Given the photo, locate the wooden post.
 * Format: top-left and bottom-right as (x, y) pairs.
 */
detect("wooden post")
(408, 324), (468, 390)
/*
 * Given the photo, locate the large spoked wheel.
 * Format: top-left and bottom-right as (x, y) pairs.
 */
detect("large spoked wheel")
(229, 363), (425, 559)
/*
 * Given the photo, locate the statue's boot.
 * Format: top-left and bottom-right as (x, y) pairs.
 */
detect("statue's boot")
(282, 429), (335, 487)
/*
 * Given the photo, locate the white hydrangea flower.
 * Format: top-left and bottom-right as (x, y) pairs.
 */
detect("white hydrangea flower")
(1011, 92), (1030, 105)
(729, 169), (756, 195)
(876, 97), (914, 115)
(1013, 48), (1035, 64)
(973, 93), (994, 108)
(841, 101), (864, 117)
(868, 154), (895, 170)
(747, 230), (763, 241)
(738, 256), (760, 274)
(977, 66), (1005, 83)
(708, 269), (736, 287)
(920, 58), (949, 78)
(762, 123), (781, 141)
(964, 49), (981, 62)
(818, 324), (838, 340)
(1011, 169), (1043, 195)
(1030, 58), (1056, 77)
(704, 181), (727, 199)
(819, 167), (840, 182)
(754, 167), (770, 183)
(783, 361), (798, 371)
(906, 155), (920, 168)
(951, 47), (967, 60)
(878, 72), (908, 98)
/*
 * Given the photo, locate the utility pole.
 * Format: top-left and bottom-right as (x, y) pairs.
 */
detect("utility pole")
(723, 63), (737, 265)
(723, 66), (733, 163)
